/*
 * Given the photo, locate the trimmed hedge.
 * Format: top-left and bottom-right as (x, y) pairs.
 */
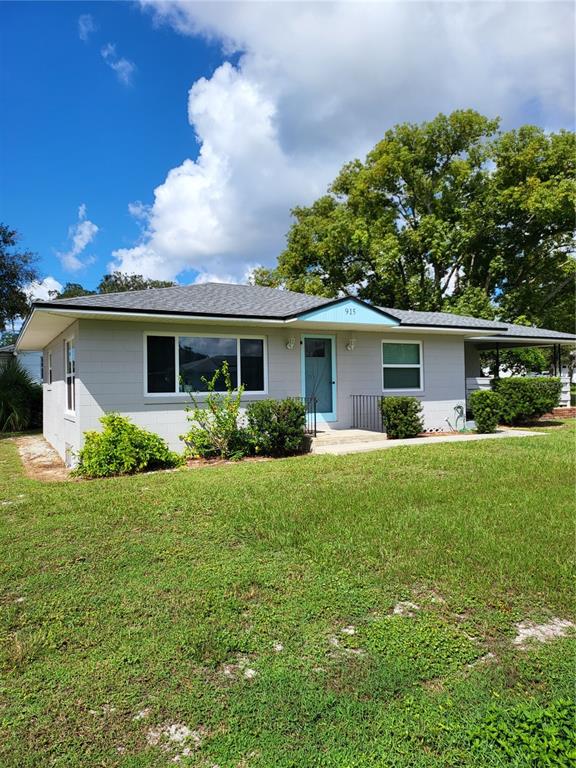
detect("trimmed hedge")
(247, 398), (308, 457)
(492, 377), (561, 425)
(469, 389), (503, 433)
(74, 413), (182, 478)
(381, 396), (423, 439)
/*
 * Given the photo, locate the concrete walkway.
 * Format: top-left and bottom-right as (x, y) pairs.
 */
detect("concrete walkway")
(310, 428), (544, 455)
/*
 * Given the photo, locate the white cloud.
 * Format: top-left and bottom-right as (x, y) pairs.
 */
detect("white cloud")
(58, 204), (99, 271)
(110, 0), (575, 282)
(78, 13), (97, 43)
(101, 43), (136, 86)
(26, 276), (64, 303)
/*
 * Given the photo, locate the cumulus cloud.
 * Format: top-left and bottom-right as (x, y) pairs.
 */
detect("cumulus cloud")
(78, 13), (97, 42)
(110, 0), (575, 282)
(101, 43), (136, 86)
(26, 276), (64, 303)
(58, 204), (99, 271)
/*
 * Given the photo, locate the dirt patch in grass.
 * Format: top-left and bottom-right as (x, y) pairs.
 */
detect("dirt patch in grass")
(513, 618), (575, 648)
(14, 435), (70, 482)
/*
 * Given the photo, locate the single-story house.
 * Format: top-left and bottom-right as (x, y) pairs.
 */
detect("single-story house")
(0, 344), (43, 383)
(16, 283), (575, 463)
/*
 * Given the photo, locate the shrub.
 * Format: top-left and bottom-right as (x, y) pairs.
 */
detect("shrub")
(247, 398), (308, 457)
(0, 357), (42, 432)
(73, 413), (182, 478)
(492, 377), (562, 425)
(469, 389), (503, 433)
(381, 396), (423, 439)
(180, 362), (250, 460)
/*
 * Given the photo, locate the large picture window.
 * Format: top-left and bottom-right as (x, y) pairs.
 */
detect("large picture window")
(382, 341), (422, 391)
(65, 339), (76, 412)
(146, 334), (266, 394)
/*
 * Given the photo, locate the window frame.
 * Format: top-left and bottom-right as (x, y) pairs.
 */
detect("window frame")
(381, 339), (424, 393)
(64, 337), (76, 414)
(47, 351), (53, 385)
(143, 331), (268, 396)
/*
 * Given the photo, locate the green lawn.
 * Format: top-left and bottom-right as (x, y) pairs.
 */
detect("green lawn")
(1, 424), (575, 767)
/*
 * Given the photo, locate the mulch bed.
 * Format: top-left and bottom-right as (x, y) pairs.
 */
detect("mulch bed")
(186, 455), (273, 469)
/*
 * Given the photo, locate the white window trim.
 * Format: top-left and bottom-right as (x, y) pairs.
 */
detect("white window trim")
(143, 331), (268, 397)
(64, 337), (76, 414)
(47, 351), (53, 385)
(382, 339), (424, 393)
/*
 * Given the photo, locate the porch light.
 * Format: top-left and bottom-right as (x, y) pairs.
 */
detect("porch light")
(286, 337), (296, 350)
(346, 338), (356, 351)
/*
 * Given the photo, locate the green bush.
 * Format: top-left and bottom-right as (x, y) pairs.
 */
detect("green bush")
(180, 361), (250, 460)
(469, 389), (503, 433)
(468, 699), (576, 766)
(247, 398), (309, 457)
(74, 413), (182, 478)
(0, 357), (42, 432)
(492, 377), (562, 425)
(381, 396), (423, 439)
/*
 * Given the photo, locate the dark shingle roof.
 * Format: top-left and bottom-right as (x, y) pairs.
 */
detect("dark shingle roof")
(380, 307), (574, 339)
(36, 282), (331, 319)
(491, 323), (575, 340)
(380, 307), (509, 331)
(33, 282), (574, 340)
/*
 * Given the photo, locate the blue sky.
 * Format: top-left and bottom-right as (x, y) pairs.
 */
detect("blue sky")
(1, 1), (574, 296)
(1, 1), (226, 291)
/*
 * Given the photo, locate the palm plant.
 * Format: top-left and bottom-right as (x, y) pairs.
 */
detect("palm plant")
(0, 356), (42, 432)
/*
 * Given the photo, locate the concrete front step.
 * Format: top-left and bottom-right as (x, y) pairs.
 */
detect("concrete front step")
(312, 429), (386, 446)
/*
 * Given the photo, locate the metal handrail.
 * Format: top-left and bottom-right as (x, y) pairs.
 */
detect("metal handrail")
(351, 394), (384, 432)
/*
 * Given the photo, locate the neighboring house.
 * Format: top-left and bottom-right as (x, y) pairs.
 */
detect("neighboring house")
(15, 283), (576, 463)
(0, 344), (43, 383)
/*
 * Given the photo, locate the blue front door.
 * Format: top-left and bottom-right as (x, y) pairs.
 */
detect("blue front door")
(302, 335), (336, 421)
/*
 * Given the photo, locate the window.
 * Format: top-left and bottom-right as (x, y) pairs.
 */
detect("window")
(47, 351), (53, 385)
(146, 334), (266, 394)
(147, 335), (175, 393)
(65, 339), (76, 411)
(382, 341), (422, 391)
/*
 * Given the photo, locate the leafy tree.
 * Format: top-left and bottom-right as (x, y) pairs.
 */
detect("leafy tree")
(97, 272), (176, 294)
(48, 282), (96, 300)
(0, 224), (38, 330)
(253, 111), (575, 333)
(0, 330), (18, 347)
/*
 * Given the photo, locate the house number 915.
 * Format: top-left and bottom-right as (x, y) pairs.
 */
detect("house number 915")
(345, 307), (357, 315)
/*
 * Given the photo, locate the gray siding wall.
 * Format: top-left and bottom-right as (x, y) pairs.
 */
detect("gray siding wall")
(18, 351), (43, 383)
(76, 320), (301, 455)
(43, 319), (467, 457)
(43, 321), (80, 462)
(334, 331), (466, 431)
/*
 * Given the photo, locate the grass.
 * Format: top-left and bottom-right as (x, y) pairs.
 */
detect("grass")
(0, 423), (574, 767)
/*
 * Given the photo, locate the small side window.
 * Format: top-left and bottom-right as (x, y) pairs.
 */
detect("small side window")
(65, 339), (75, 412)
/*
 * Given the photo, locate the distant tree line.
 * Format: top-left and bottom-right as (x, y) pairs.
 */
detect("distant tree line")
(0, 223), (175, 345)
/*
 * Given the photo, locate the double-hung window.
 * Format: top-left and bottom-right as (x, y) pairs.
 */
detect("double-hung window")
(65, 339), (76, 412)
(146, 334), (266, 394)
(382, 341), (422, 391)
